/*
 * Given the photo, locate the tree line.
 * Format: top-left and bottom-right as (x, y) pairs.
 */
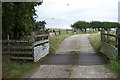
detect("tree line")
(71, 21), (120, 32)
(2, 2), (42, 39)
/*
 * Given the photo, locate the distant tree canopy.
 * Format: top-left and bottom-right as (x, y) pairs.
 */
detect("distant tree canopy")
(2, 2), (42, 39)
(72, 21), (120, 32)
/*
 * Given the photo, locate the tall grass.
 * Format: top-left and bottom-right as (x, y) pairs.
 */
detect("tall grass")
(89, 34), (101, 53)
(2, 61), (39, 78)
(106, 59), (120, 79)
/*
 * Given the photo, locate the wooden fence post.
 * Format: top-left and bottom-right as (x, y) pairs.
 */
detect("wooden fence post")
(53, 30), (56, 35)
(73, 29), (75, 33)
(116, 28), (118, 42)
(31, 32), (35, 47)
(7, 35), (10, 54)
(103, 30), (105, 41)
(101, 29), (104, 41)
(118, 36), (120, 59)
(66, 29), (67, 34)
(107, 29), (110, 43)
(31, 32), (35, 61)
(59, 29), (61, 35)
(117, 28), (120, 59)
(116, 28), (117, 42)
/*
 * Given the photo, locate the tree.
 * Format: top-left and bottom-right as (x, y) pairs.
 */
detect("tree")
(72, 21), (90, 33)
(2, 2), (42, 39)
(72, 20), (120, 32)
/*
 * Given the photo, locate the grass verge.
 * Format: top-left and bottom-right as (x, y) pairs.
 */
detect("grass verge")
(2, 61), (39, 78)
(49, 33), (71, 54)
(89, 33), (120, 79)
(89, 33), (101, 53)
(106, 59), (120, 79)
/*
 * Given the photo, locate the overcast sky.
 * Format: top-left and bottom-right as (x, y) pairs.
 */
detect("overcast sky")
(35, 0), (120, 29)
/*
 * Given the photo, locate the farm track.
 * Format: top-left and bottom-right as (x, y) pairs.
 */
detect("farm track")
(27, 34), (116, 78)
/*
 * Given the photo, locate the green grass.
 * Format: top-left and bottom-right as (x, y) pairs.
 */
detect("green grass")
(89, 34), (101, 53)
(2, 61), (39, 78)
(49, 31), (72, 54)
(80, 30), (98, 34)
(106, 59), (120, 79)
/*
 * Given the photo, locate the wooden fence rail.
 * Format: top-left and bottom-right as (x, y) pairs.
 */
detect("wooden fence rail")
(53, 30), (61, 35)
(66, 29), (74, 34)
(100, 28), (120, 59)
(2, 31), (49, 62)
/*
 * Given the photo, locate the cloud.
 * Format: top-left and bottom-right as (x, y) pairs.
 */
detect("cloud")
(35, 0), (120, 29)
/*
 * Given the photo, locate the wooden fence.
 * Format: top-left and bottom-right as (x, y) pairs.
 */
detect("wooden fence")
(100, 28), (120, 59)
(52, 30), (61, 36)
(2, 32), (49, 62)
(66, 29), (74, 34)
